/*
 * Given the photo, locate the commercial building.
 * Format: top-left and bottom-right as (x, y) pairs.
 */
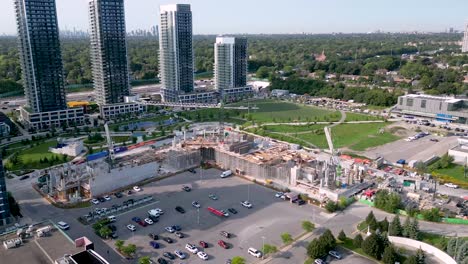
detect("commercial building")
(395, 94), (468, 124)
(214, 36), (251, 101)
(462, 23), (468, 53)
(0, 155), (11, 227)
(19, 107), (84, 130)
(88, 0), (131, 106)
(159, 4), (194, 102)
(14, 0), (84, 129)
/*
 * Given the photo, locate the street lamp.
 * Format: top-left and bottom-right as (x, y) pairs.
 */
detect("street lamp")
(261, 236), (265, 260)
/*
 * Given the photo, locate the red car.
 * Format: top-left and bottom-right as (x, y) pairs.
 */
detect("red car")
(218, 240), (228, 249)
(199, 241), (208, 248)
(137, 220), (147, 227)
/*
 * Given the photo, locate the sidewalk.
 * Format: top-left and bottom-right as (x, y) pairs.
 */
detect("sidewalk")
(255, 231), (316, 264)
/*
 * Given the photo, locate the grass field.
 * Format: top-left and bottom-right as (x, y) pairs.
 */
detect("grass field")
(331, 123), (400, 151)
(263, 124), (325, 133)
(6, 140), (70, 171)
(432, 164), (468, 188)
(345, 112), (383, 122)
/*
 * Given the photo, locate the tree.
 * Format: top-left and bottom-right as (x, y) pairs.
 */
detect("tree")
(362, 233), (385, 260)
(382, 246), (399, 264)
(353, 234), (364, 248)
(231, 256), (246, 264)
(389, 215), (402, 236)
(98, 226), (112, 239)
(307, 238), (328, 259)
(420, 208), (441, 222)
(379, 217), (389, 232)
(374, 190), (402, 213)
(338, 230), (347, 241)
(138, 256), (151, 264)
(320, 229), (336, 250)
(281, 233), (293, 244)
(403, 216), (411, 238)
(409, 218), (420, 240)
(368, 216), (379, 231)
(325, 200), (338, 212)
(366, 211), (376, 224)
(302, 221), (315, 232)
(455, 240), (468, 264)
(262, 244), (278, 255)
(115, 240), (124, 251)
(7, 192), (21, 217)
(121, 243), (136, 256)
(416, 248), (426, 264)
(404, 255), (418, 264)
(446, 237), (458, 257)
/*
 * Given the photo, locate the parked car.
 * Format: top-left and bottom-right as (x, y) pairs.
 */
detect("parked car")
(126, 224), (136, 231)
(228, 208), (237, 214)
(314, 259), (325, 264)
(132, 217), (141, 223)
(175, 231), (184, 238)
(144, 218), (154, 225)
(148, 215), (159, 222)
(163, 237), (174, 243)
(275, 192), (284, 198)
(297, 199), (306, 205)
(199, 241), (208, 248)
(197, 251), (209, 260)
(165, 226), (175, 233)
(57, 221), (70, 230)
(163, 252), (175, 260)
(218, 240), (229, 249)
(172, 225), (181, 231)
(103, 195), (111, 201)
(19, 175), (30, 181)
(91, 199), (99, 205)
(220, 210), (229, 217)
(188, 168), (196, 173)
(133, 186), (141, 192)
(185, 243), (199, 254)
(137, 220), (147, 227)
(114, 192), (123, 198)
(157, 258), (167, 264)
(98, 197), (106, 203)
(175, 206), (185, 214)
(148, 233), (159, 240)
(208, 194), (218, 200)
(174, 250), (186, 259)
(248, 247), (262, 258)
(241, 201), (252, 208)
(192, 201), (201, 208)
(220, 231), (231, 238)
(182, 185), (191, 192)
(329, 250), (342, 259)
(150, 241), (160, 249)
(444, 183), (459, 189)
(430, 138), (439, 142)
(110, 232), (118, 239)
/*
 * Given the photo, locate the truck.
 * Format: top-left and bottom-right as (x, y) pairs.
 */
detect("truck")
(220, 170), (232, 178)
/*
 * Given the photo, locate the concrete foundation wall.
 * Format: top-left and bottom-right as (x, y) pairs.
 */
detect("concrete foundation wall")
(90, 161), (160, 196)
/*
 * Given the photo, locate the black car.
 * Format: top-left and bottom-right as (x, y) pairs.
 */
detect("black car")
(297, 199), (306, 205)
(172, 225), (181, 231)
(182, 186), (191, 192)
(108, 225), (117, 232)
(175, 206), (185, 214)
(228, 208), (238, 214)
(188, 168), (196, 173)
(157, 258), (168, 264)
(148, 215), (159, 222)
(110, 232), (118, 239)
(98, 197), (106, 203)
(148, 233), (159, 240)
(19, 175), (30, 181)
(114, 192), (123, 198)
(163, 237), (173, 243)
(163, 252), (175, 259)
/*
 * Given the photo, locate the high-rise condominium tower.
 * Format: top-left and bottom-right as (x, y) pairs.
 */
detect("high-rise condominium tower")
(159, 4), (194, 101)
(14, 0), (67, 113)
(88, 0), (130, 105)
(214, 36), (248, 95)
(462, 23), (468, 53)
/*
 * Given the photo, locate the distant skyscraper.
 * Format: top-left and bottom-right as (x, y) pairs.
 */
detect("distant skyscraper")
(14, 0), (67, 113)
(214, 36), (248, 96)
(0, 155), (11, 226)
(462, 23), (468, 53)
(88, 0), (130, 105)
(159, 4), (194, 102)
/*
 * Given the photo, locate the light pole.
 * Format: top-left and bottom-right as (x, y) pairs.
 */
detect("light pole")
(261, 236), (265, 260)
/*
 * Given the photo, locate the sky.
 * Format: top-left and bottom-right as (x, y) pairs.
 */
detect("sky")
(0, 0), (467, 35)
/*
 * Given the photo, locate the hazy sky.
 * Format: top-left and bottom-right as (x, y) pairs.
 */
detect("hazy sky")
(1, 0), (467, 35)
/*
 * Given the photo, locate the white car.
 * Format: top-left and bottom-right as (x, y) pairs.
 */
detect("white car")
(197, 251), (209, 260)
(248, 247), (262, 258)
(329, 250), (342, 259)
(185, 243), (198, 254)
(91, 199), (99, 205)
(103, 195), (111, 201)
(444, 183), (459, 189)
(144, 218), (154, 225)
(57, 221), (70, 230)
(148, 208), (163, 216)
(275, 192), (284, 198)
(133, 186), (141, 192)
(174, 250), (186, 259)
(165, 226), (175, 233)
(192, 201), (201, 208)
(127, 224), (136, 231)
(220, 210), (229, 217)
(241, 201), (252, 208)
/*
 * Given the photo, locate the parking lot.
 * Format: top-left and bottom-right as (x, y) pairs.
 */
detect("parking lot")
(86, 168), (323, 263)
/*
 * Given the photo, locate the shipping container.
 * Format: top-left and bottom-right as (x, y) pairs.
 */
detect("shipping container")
(86, 151), (108, 161)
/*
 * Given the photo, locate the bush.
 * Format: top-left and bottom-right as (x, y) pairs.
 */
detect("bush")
(353, 234), (363, 248)
(338, 230), (347, 241)
(325, 200), (338, 212)
(374, 190), (402, 213)
(382, 246), (399, 264)
(302, 221), (315, 232)
(262, 244), (278, 255)
(362, 233), (386, 260)
(281, 233), (293, 244)
(231, 256), (246, 264)
(420, 208), (441, 222)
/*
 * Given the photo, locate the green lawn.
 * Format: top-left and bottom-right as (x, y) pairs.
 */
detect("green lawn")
(242, 100), (341, 123)
(332, 123), (400, 151)
(295, 132), (329, 149)
(263, 124), (326, 133)
(432, 164), (468, 188)
(6, 140), (70, 171)
(344, 112), (383, 122)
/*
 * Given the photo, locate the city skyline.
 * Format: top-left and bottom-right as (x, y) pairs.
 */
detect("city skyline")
(0, 0), (467, 35)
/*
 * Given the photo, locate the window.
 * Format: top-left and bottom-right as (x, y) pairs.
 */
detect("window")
(421, 100), (426, 108)
(399, 98), (403, 105)
(406, 99), (413, 107)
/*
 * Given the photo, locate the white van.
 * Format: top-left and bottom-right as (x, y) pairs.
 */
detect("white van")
(107, 215), (116, 222)
(220, 170), (232, 178)
(248, 247), (262, 258)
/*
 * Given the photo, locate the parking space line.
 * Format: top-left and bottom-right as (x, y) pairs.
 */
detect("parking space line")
(48, 219), (74, 244)
(33, 238), (55, 263)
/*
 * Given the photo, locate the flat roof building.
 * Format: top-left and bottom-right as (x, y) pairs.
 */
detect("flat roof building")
(462, 23), (468, 53)
(395, 94), (468, 123)
(159, 4), (194, 102)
